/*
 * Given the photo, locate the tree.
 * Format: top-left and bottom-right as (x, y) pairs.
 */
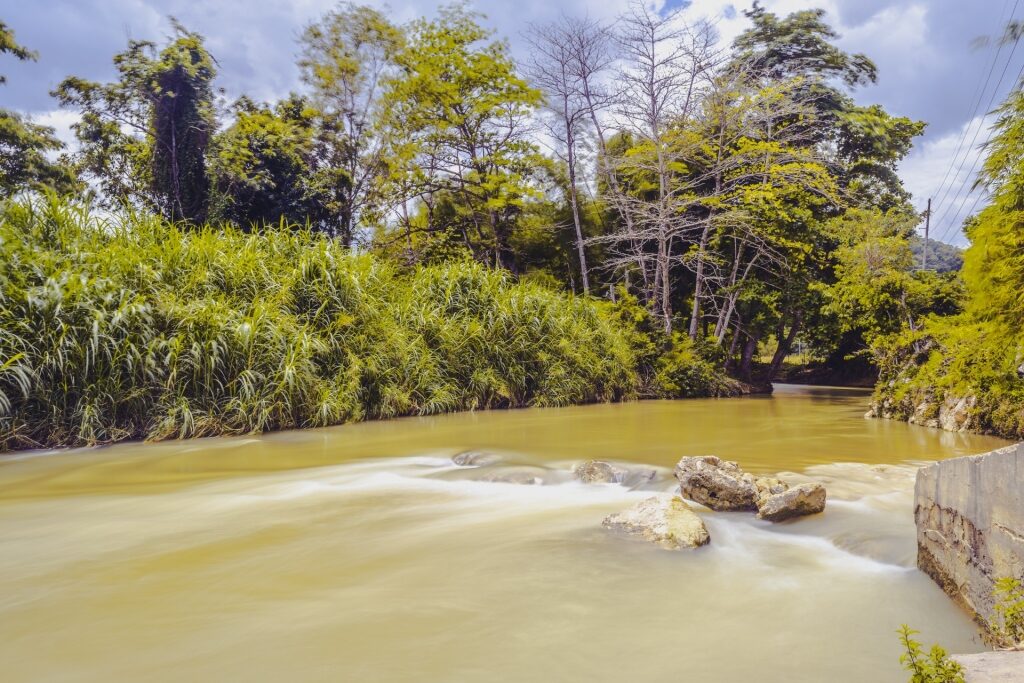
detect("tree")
(0, 21), (77, 197)
(299, 3), (403, 244)
(526, 18), (592, 293)
(54, 21), (216, 222)
(0, 20), (35, 83)
(209, 95), (341, 229)
(605, 2), (719, 332)
(379, 4), (542, 270)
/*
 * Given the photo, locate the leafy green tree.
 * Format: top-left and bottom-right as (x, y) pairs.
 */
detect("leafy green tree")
(299, 3), (403, 244)
(379, 4), (543, 270)
(209, 95), (341, 230)
(53, 21), (216, 222)
(0, 21), (77, 197)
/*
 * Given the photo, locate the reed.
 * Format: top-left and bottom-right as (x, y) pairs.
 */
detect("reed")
(0, 196), (656, 451)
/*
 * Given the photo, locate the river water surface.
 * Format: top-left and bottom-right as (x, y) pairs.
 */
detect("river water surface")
(0, 385), (1012, 682)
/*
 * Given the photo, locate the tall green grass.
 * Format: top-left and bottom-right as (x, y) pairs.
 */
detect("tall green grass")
(0, 197), (644, 450)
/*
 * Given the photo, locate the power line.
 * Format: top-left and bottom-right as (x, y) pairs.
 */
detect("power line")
(928, 0), (1014, 215)
(935, 53), (1024, 243)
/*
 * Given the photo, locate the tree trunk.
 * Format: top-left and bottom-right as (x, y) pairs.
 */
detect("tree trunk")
(739, 333), (758, 383)
(565, 130), (590, 295)
(765, 311), (802, 384)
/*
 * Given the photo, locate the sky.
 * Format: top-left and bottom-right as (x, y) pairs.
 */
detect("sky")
(1, 0), (1020, 245)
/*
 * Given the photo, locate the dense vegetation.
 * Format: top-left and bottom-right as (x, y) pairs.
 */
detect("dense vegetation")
(872, 81), (1024, 439)
(1, 198), (621, 449)
(0, 3), (959, 449)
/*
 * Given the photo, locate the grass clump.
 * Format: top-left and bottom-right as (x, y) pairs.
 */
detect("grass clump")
(0, 197), (649, 451)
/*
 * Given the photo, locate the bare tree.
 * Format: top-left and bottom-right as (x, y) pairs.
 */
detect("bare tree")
(525, 18), (592, 294)
(609, 2), (719, 333)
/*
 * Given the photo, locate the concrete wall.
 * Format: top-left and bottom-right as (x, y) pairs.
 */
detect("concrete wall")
(915, 442), (1024, 629)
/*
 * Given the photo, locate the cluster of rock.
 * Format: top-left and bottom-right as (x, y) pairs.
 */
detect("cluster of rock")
(449, 452), (827, 552)
(674, 456), (827, 523)
(599, 455), (827, 550)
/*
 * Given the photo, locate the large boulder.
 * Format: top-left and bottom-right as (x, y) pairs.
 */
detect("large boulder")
(573, 460), (621, 484)
(603, 496), (710, 550)
(756, 483), (827, 522)
(674, 456), (759, 511)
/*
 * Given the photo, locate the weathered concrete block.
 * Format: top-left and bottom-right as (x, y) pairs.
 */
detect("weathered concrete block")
(915, 443), (1024, 629)
(952, 651), (1024, 682)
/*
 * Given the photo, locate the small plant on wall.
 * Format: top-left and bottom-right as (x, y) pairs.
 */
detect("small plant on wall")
(990, 577), (1024, 649)
(897, 625), (965, 683)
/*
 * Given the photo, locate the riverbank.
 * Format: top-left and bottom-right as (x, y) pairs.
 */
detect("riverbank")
(0, 198), (743, 454)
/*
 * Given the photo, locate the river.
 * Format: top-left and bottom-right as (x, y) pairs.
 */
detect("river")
(0, 385), (1011, 682)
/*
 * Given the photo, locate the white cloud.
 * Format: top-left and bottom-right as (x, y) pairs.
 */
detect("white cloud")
(31, 109), (79, 150)
(899, 114), (990, 245)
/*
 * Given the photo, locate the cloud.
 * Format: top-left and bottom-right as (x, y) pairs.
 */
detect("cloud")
(899, 115), (990, 245)
(2, 0), (1019, 246)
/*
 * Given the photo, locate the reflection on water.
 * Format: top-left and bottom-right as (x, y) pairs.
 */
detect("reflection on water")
(0, 386), (1011, 682)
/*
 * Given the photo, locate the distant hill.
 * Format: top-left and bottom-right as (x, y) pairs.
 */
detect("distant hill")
(910, 235), (963, 272)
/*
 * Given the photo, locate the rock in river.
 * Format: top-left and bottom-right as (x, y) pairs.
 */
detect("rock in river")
(674, 456), (759, 511)
(452, 450), (502, 466)
(675, 455), (827, 522)
(603, 495), (710, 550)
(573, 460), (621, 484)
(756, 483), (827, 522)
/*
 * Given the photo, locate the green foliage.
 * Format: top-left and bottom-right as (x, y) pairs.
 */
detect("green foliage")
(734, 3), (877, 88)
(53, 21), (216, 222)
(209, 95), (339, 229)
(0, 196), (646, 451)
(897, 626), (965, 683)
(0, 22), (77, 198)
(991, 577), (1024, 647)
(871, 82), (1024, 439)
(0, 20), (35, 84)
(298, 3), (403, 243)
(378, 4), (543, 269)
(654, 334), (742, 399)
(910, 236), (963, 273)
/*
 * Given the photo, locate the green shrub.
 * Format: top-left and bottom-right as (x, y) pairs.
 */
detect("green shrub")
(897, 625), (965, 683)
(654, 333), (742, 398)
(991, 577), (1024, 648)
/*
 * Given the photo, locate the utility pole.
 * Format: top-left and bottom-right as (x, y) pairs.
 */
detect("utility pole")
(923, 197), (931, 270)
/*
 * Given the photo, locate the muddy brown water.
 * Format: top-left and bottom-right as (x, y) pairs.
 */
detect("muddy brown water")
(0, 385), (1011, 682)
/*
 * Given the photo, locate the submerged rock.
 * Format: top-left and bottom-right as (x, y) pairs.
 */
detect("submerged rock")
(470, 466), (546, 485)
(674, 456), (759, 511)
(603, 496), (710, 550)
(452, 450), (502, 467)
(756, 483), (827, 522)
(573, 460), (620, 484)
(619, 466), (659, 490)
